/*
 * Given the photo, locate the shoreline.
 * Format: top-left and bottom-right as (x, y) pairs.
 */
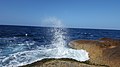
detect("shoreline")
(20, 58), (108, 67)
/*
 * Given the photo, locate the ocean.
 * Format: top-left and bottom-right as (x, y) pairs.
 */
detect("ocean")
(0, 25), (120, 67)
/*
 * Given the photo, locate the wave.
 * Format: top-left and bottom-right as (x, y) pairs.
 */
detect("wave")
(0, 46), (89, 67)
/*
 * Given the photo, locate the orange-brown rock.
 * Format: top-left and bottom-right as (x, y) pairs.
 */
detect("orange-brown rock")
(69, 38), (120, 67)
(99, 38), (120, 48)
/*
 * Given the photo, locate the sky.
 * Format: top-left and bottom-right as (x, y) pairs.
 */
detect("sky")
(0, 0), (120, 29)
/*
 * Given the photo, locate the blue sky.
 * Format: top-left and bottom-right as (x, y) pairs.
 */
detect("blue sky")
(0, 0), (120, 29)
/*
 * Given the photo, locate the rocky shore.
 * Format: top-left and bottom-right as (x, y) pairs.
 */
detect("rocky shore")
(21, 38), (120, 67)
(20, 58), (108, 67)
(69, 38), (120, 67)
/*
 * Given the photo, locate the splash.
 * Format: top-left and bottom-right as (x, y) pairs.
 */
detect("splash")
(42, 17), (67, 47)
(43, 17), (89, 60)
(51, 28), (66, 48)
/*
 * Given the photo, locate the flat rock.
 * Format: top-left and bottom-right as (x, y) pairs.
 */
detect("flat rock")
(69, 38), (120, 67)
(21, 58), (107, 67)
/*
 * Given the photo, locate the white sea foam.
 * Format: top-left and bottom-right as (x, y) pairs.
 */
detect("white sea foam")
(1, 47), (89, 67)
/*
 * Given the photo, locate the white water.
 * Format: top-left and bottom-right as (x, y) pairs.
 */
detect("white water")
(1, 48), (89, 67)
(0, 17), (89, 67)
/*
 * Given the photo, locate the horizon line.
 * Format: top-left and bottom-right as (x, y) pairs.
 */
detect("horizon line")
(0, 24), (120, 31)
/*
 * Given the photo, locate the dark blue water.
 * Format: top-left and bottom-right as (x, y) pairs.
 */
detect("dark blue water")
(1, 25), (120, 40)
(0, 25), (120, 67)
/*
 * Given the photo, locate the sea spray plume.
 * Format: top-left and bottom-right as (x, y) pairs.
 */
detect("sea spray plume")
(42, 17), (63, 27)
(51, 28), (67, 48)
(42, 17), (67, 48)
(41, 17), (89, 60)
(42, 17), (67, 56)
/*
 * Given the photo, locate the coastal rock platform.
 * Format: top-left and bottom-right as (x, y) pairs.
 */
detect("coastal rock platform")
(69, 38), (120, 67)
(21, 58), (107, 67)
